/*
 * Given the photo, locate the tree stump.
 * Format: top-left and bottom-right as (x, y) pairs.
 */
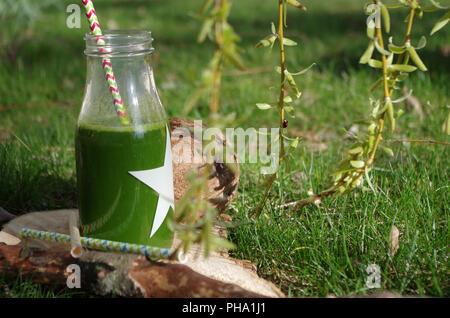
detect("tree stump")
(0, 210), (284, 298)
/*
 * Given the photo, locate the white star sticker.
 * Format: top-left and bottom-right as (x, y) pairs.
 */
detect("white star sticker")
(128, 125), (174, 238)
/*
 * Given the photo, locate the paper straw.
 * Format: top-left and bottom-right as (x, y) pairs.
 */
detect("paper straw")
(21, 228), (174, 260)
(81, 0), (130, 125)
(69, 213), (82, 258)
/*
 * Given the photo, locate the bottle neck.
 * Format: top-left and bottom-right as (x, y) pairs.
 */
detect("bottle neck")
(80, 53), (166, 128)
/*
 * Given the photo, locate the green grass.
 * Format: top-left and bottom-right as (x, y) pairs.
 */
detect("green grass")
(0, 0), (449, 297)
(0, 274), (81, 298)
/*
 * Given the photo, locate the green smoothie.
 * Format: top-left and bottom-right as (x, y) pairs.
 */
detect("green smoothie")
(75, 121), (174, 248)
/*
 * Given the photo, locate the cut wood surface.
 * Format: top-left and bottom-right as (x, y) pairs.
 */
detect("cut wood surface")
(169, 118), (239, 212)
(0, 210), (284, 298)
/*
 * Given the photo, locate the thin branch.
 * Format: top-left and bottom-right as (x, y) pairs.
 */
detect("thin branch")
(386, 139), (450, 146)
(252, 0), (287, 218)
(283, 3), (420, 211)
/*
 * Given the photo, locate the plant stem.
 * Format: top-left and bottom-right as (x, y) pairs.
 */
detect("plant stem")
(278, 0), (286, 166)
(366, 1), (389, 166)
(252, 0), (287, 218)
(368, 6), (415, 164)
(282, 3), (418, 210)
(175, 0), (229, 255)
(210, 0), (226, 115)
(386, 139), (450, 146)
(389, 8), (415, 97)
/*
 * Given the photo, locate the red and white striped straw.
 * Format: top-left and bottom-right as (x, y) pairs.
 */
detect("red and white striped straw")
(81, 0), (129, 125)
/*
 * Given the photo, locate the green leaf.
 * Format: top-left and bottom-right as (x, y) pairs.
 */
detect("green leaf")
(406, 45), (428, 71)
(391, 89), (412, 104)
(422, 6), (439, 13)
(367, 19), (376, 38)
(388, 43), (406, 54)
(350, 160), (365, 169)
(364, 166), (377, 194)
(428, 1), (450, 10)
(222, 22), (241, 44)
(284, 105), (295, 117)
(388, 64), (417, 73)
(198, 0), (214, 14)
(386, 99), (395, 132)
(380, 4), (391, 33)
(290, 137), (300, 148)
(370, 78), (383, 92)
(256, 34), (277, 48)
(381, 146), (394, 157)
(396, 73), (409, 82)
(374, 38), (392, 56)
(360, 41), (375, 64)
(210, 236), (236, 250)
(430, 11), (450, 35)
(183, 86), (208, 116)
(348, 146), (364, 155)
(286, 0), (307, 11)
(271, 22), (276, 34)
(415, 36), (427, 50)
(290, 63), (316, 75)
(387, 52), (394, 65)
(385, 4), (404, 9)
(284, 96), (293, 103)
(197, 18), (214, 43)
(368, 59), (383, 69)
(284, 70), (301, 98)
(223, 47), (246, 71)
(283, 37), (298, 46)
(256, 103), (272, 110)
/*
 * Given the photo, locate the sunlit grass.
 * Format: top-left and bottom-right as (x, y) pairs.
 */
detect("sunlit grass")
(0, 0), (448, 297)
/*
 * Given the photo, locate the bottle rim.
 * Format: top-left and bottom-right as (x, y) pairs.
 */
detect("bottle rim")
(84, 30), (154, 57)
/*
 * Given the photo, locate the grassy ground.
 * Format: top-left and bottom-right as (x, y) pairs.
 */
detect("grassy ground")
(0, 0), (448, 297)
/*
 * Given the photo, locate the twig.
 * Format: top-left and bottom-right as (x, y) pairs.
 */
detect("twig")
(252, 0), (288, 218)
(386, 139), (450, 146)
(10, 131), (32, 152)
(283, 3), (418, 211)
(222, 66), (273, 76)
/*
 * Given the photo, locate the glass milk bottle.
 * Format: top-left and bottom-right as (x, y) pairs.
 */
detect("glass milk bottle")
(76, 30), (174, 248)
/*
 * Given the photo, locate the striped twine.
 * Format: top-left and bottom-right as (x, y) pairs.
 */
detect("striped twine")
(81, 0), (129, 125)
(21, 228), (173, 260)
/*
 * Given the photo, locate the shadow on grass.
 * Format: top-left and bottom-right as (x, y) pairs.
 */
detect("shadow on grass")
(0, 173), (77, 216)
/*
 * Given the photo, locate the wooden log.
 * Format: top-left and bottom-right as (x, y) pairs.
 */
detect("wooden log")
(0, 210), (284, 298)
(0, 244), (264, 297)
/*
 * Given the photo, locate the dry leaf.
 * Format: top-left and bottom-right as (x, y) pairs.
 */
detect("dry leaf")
(389, 225), (400, 256)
